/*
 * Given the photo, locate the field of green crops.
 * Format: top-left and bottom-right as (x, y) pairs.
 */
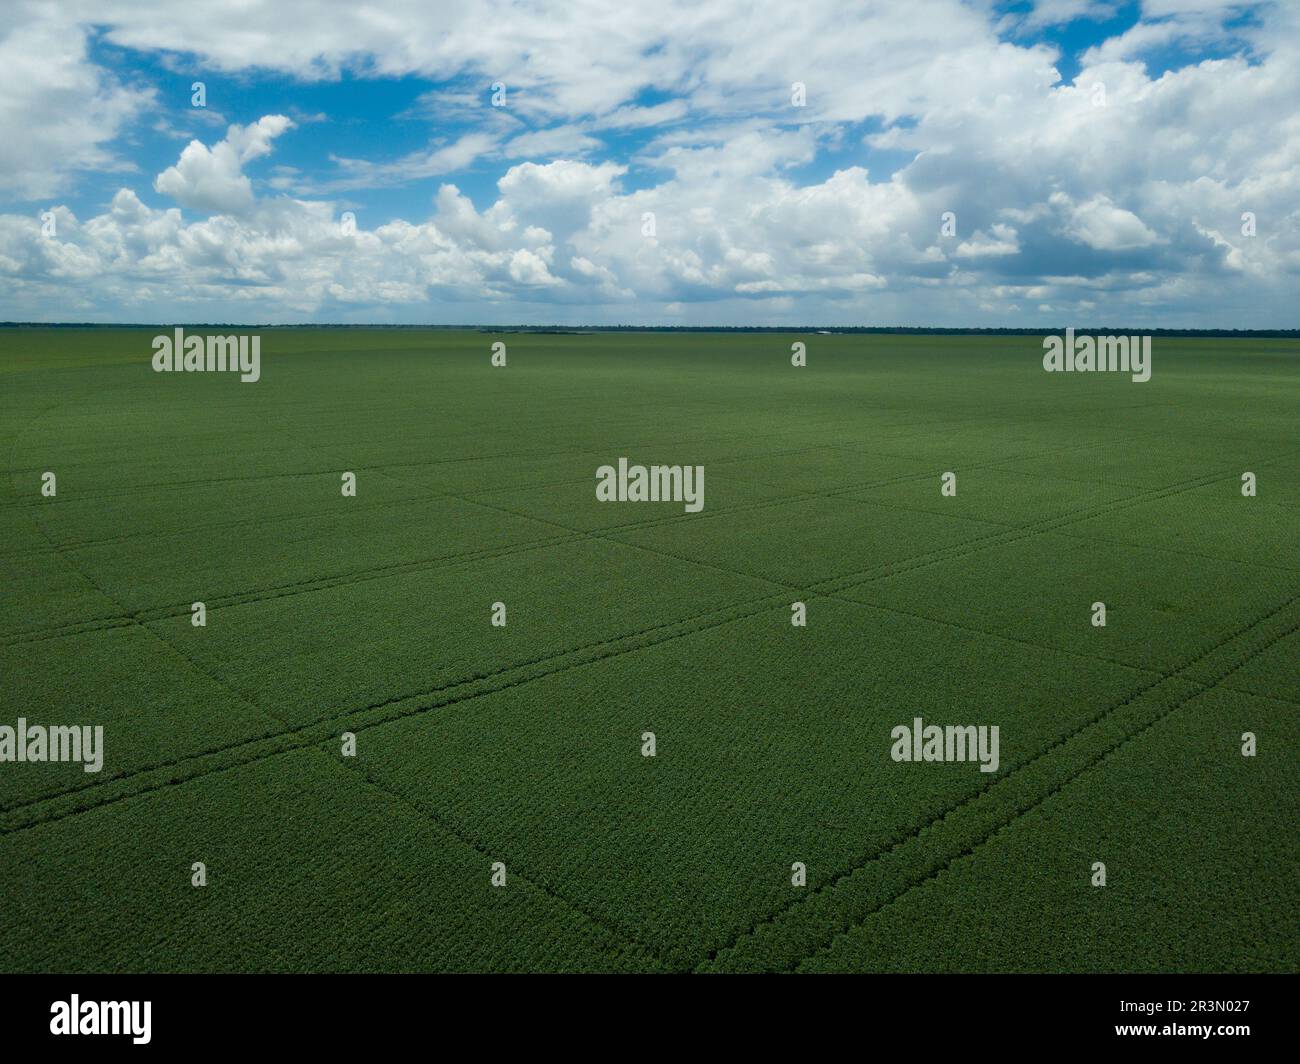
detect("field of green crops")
(1, 327), (1296, 973)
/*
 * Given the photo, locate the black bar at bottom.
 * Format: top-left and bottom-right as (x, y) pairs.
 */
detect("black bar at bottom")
(0, 973), (1291, 1051)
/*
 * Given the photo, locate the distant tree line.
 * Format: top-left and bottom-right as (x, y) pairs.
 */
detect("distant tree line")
(2, 322), (1296, 339)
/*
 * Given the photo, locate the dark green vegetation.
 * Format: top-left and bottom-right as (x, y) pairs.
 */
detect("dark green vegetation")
(1, 328), (1295, 973)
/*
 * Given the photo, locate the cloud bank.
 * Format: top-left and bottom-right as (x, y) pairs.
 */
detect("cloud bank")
(1, 0), (1296, 325)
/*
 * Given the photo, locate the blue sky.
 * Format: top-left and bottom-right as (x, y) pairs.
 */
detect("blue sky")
(1, 0), (1295, 326)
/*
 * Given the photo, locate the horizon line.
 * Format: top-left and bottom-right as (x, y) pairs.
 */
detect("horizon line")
(2, 323), (1298, 337)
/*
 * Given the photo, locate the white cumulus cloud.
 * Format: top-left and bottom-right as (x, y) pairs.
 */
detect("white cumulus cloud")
(154, 115), (295, 214)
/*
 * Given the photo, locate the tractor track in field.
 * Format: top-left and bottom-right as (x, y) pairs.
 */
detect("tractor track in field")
(0, 435), (1103, 648)
(0, 424), (816, 509)
(7, 392), (1296, 972)
(455, 455), (1299, 971)
(4, 453), (1289, 838)
(0, 389), (1171, 517)
(807, 452), (1300, 601)
(3, 440), (872, 645)
(2, 396), (1211, 628)
(9, 416), (683, 968)
(10, 413), (1282, 647)
(337, 755), (674, 972)
(791, 603), (1300, 971)
(790, 606), (1300, 967)
(5, 343), (1297, 972)
(0, 586), (791, 829)
(698, 589), (1300, 972)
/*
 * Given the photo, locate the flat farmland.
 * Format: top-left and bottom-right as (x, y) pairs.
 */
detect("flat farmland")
(1, 327), (1296, 972)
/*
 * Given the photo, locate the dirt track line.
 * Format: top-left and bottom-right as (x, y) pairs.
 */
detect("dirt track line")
(7, 456), (1287, 834)
(789, 605), (1300, 972)
(0, 590), (793, 835)
(699, 589), (1300, 971)
(4, 412), (1179, 641)
(338, 756), (672, 972)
